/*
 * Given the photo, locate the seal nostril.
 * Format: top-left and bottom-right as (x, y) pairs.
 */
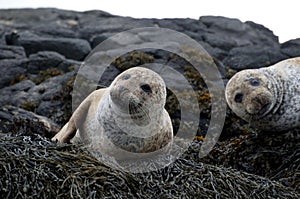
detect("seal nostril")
(140, 83), (152, 94)
(234, 93), (244, 103)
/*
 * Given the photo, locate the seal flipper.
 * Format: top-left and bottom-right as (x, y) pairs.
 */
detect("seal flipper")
(51, 92), (94, 143)
(51, 120), (76, 143)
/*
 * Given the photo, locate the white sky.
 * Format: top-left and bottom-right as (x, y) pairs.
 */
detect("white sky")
(0, 0), (299, 43)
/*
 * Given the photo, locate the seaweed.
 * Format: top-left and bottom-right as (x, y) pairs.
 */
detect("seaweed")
(0, 135), (298, 198)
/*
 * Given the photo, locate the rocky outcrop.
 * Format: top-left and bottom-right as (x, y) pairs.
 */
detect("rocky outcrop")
(0, 8), (299, 197)
(0, 105), (59, 138)
(281, 38), (300, 57)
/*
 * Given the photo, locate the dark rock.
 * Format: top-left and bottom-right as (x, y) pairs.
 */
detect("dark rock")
(223, 45), (288, 70)
(199, 16), (279, 50)
(29, 71), (75, 100)
(37, 101), (65, 119)
(196, 41), (228, 60)
(0, 8), (62, 24)
(34, 22), (78, 38)
(0, 71), (75, 111)
(281, 38), (300, 57)
(82, 9), (116, 18)
(0, 45), (26, 59)
(201, 16), (248, 32)
(154, 19), (184, 31)
(78, 17), (154, 41)
(0, 83), (40, 110)
(18, 34), (91, 60)
(0, 80), (37, 107)
(0, 26), (7, 45)
(5, 79), (35, 92)
(0, 105), (59, 138)
(0, 59), (28, 88)
(27, 51), (65, 73)
(245, 21), (279, 42)
(98, 65), (121, 87)
(5, 32), (20, 45)
(202, 32), (239, 51)
(90, 34), (110, 48)
(56, 58), (81, 72)
(175, 18), (207, 32)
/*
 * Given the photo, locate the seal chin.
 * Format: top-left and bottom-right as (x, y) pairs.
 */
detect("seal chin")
(129, 100), (151, 126)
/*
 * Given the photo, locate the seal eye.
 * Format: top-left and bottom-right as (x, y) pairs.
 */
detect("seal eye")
(234, 93), (244, 103)
(249, 78), (260, 86)
(140, 83), (152, 94)
(121, 74), (131, 80)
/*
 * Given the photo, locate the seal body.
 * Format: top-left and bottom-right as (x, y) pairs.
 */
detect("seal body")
(52, 67), (173, 158)
(225, 57), (300, 131)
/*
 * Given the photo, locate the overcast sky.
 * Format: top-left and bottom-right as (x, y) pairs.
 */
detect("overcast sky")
(0, 0), (299, 43)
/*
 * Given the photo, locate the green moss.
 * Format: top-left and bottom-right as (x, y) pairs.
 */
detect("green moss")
(33, 68), (64, 84)
(20, 101), (39, 112)
(112, 51), (155, 71)
(9, 74), (28, 85)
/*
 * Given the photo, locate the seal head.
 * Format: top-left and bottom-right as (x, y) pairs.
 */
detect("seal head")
(225, 57), (300, 131)
(225, 70), (276, 121)
(108, 67), (166, 127)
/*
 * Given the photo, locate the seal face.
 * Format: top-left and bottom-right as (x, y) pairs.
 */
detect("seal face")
(225, 57), (300, 131)
(107, 67), (167, 128)
(52, 67), (173, 158)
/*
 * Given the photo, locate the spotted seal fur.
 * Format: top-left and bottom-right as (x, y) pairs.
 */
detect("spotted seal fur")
(52, 67), (173, 158)
(225, 57), (300, 131)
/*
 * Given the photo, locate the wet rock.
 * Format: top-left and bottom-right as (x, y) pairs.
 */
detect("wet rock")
(0, 71), (75, 121)
(223, 45), (288, 70)
(0, 59), (28, 88)
(244, 21), (279, 44)
(27, 51), (65, 74)
(5, 32), (20, 45)
(56, 58), (81, 72)
(0, 27), (7, 45)
(199, 16), (279, 52)
(154, 19), (184, 31)
(0, 105), (59, 138)
(281, 38), (300, 57)
(34, 22), (78, 38)
(202, 32), (239, 51)
(90, 33), (113, 48)
(0, 45), (26, 59)
(78, 17), (154, 42)
(0, 80), (36, 107)
(36, 101), (64, 118)
(17, 33), (91, 60)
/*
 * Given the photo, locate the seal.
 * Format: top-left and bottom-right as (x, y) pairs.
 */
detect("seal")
(225, 57), (300, 131)
(52, 67), (173, 158)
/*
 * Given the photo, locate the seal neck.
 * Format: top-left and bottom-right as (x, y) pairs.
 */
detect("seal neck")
(100, 92), (164, 137)
(263, 69), (284, 114)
